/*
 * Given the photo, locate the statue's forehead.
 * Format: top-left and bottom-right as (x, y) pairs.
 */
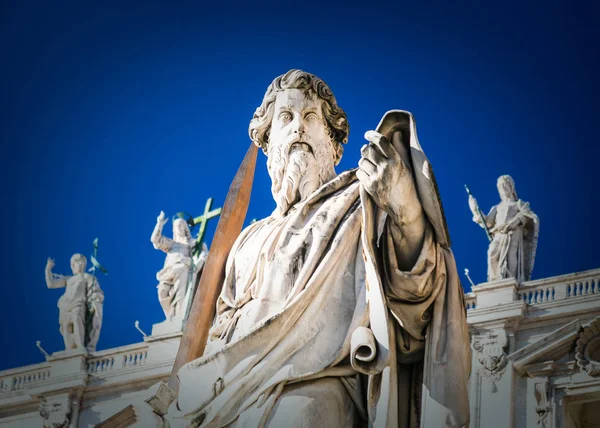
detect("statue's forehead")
(274, 88), (318, 110)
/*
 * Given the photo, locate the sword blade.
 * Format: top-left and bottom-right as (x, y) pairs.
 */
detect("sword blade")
(167, 143), (258, 393)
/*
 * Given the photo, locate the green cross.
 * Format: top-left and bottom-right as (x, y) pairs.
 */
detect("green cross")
(193, 198), (222, 249)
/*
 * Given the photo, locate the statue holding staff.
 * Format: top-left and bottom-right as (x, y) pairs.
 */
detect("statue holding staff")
(468, 175), (539, 283)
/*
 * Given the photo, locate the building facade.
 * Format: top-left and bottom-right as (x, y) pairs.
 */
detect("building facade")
(1, 269), (599, 427)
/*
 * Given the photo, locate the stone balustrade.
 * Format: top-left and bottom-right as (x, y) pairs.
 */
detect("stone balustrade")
(466, 268), (600, 310)
(87, 344), (149, 375)
(0, 363), (51, 393)
(465, 292), (477, 310)
(0, 343), (152, 396)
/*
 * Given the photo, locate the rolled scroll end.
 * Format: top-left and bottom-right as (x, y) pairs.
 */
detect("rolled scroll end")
(350, 326), (386, 375)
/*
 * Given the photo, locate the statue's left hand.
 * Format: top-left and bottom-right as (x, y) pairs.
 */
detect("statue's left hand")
(357, 130), (423, 227)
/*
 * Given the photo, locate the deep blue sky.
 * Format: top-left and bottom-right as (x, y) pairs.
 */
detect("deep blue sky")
(1, 1), (598, 370)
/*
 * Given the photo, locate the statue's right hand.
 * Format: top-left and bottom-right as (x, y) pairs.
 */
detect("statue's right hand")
(468, 195), (478, 212)
(46, 258), (55, 271)
(157, 211), (168, 225)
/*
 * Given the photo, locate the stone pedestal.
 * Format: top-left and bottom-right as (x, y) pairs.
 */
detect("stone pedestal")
(47, 349), (88, 381)
(471, 278), (518, 309)
(150, 318), (184, 337)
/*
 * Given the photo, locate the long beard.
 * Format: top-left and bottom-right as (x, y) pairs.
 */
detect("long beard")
(269, 149), (321, 215)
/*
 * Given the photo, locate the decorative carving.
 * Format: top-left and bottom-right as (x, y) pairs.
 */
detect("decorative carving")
(144, 381), (177, 416)
(575, 316), (600, 376)
(534, 379), (550, 427)
(39, 396), (71, 428)
(472, 330), (508, 392)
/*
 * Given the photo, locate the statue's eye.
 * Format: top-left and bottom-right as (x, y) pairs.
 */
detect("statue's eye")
(279, 112), (292, 123)
(305, 112), (318, 122)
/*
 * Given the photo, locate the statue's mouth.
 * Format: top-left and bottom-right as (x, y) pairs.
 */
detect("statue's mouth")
(289, 141), (313, 155)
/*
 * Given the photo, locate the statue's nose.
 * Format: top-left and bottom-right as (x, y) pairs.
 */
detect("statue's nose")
(291, 116), (304, 135)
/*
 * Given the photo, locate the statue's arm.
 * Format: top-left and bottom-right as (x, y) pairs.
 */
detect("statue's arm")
(45, 258), (67, 289)
(86, 276), (104, 316)
(469, 196), (496, 229)
(87, 276), (104, 302)
(151, 211), (174, 252)
(357, 130), (427, 271)
(387, 213), (428, 271)
(482, 206), (497, 229)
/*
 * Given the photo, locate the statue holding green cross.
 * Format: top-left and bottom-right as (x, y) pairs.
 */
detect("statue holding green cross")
(151, 198), (221, 321)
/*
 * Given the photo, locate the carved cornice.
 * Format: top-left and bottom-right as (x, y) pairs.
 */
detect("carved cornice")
(468, 300), (527, 330)
(509, 320), (581, 376)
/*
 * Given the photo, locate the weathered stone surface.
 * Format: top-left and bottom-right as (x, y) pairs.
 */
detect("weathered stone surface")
(469, 175), (539, 283)
(45, 254), (104, 352)
(151, 211), (207, 321)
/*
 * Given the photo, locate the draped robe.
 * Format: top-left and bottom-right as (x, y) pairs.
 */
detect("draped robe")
(154, 236), (196, 319)
(168, 111), (471, 428)
(476, 199), (539, 283)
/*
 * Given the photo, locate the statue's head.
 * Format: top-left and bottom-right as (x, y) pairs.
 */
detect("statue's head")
(249, 69), (349, 215)
(173, 218), (192, 244)
(70, 254), (87, 275)
(497, 175), (517, 202)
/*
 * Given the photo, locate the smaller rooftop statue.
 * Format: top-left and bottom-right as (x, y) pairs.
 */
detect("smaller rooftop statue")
(45, 253), (104, 351)
(468, 175), (539, 283)
(151, 211), (208, 321)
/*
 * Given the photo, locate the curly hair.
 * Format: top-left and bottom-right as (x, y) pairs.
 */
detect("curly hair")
(248, 69), (349, 165)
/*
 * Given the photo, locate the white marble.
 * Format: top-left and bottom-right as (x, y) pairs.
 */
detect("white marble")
(39, 393), (74, 428)
(2, 266), (600, 427)
(469, 175), (539, 283)
(164, 69), (471, 428)
(466, 270), (600, 428)
(45, 254), (104, 352)
(151, 211), (207, 321)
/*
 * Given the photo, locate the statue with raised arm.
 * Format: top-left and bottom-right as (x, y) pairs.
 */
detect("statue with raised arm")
(468, 175), (539, 283)
(151, 211), (207, 321)
(159, 70), (470, 428)
(45, 254), (104, 351)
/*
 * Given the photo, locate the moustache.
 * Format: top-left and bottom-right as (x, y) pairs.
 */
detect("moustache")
(281, 134), (315, 157)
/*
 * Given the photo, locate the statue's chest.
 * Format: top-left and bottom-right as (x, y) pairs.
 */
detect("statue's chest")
(165, 243), (190, 263)
(62, 277), (87, 302)
(234, 219), (311, 298)
(233, 203), (340, 301)
(496, 201), (519, 224)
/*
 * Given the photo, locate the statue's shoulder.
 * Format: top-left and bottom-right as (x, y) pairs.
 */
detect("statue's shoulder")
(516, 199), (532, 211)
(243, 217), (270, 232)
(82, 273), (100, 285)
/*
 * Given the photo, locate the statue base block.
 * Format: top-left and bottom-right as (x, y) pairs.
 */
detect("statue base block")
(150, 317), (185, 337)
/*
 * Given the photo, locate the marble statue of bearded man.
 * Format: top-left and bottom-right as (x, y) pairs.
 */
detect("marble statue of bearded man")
(168, 70), (471, 428)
